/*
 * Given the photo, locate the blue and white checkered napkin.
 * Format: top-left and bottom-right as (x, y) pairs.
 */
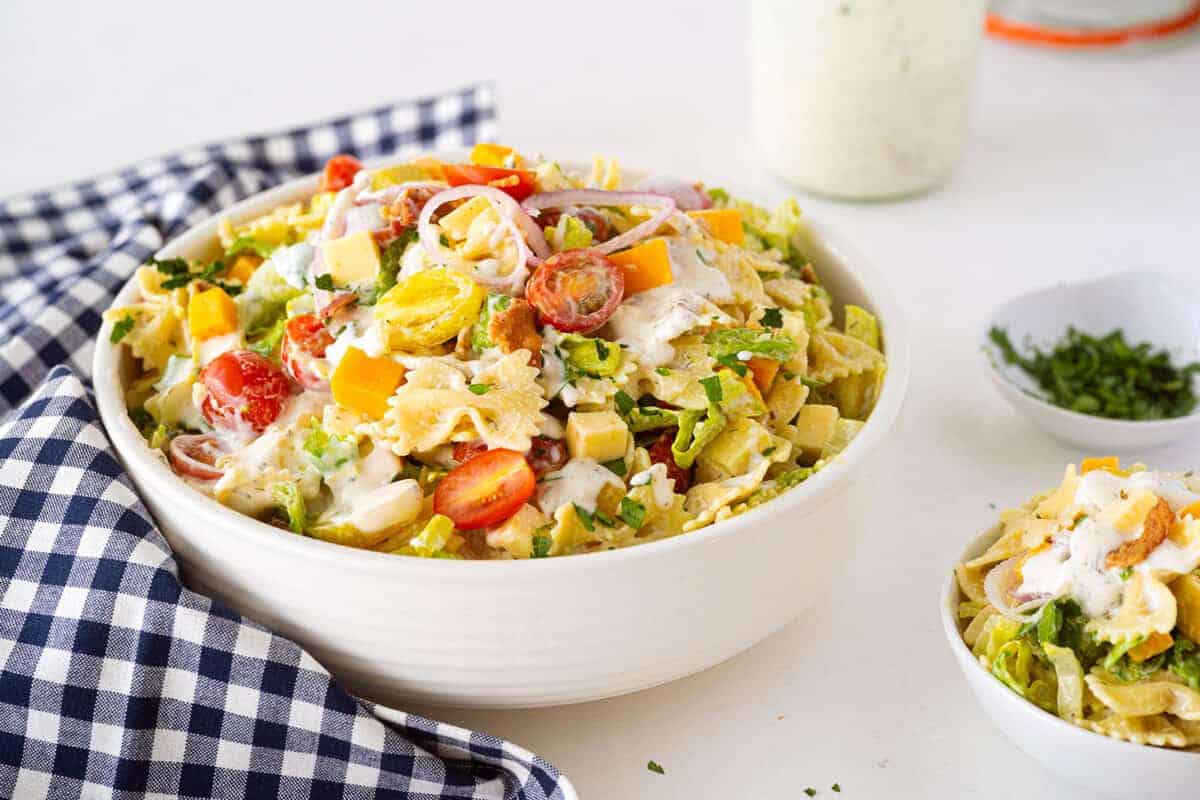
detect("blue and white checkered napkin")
(0, 85), (574, 800)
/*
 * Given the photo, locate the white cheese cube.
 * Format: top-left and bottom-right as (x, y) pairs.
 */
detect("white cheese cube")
(566, 410), (629, 463)
(320, 230), (380, 286)
(790, 404), (840, 465)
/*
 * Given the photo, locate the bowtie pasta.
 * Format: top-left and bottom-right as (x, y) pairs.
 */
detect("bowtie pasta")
(955, 458), (1200, 749)
(105, 146), (887, 560)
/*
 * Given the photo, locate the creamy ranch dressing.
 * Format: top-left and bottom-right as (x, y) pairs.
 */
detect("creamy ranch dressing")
(1018, 469), (1200, 618)
(605, 286), (733, 368)
(666, 239), (733, 303)
(537, 459), (623, 515)
(749, 0), (986, 199)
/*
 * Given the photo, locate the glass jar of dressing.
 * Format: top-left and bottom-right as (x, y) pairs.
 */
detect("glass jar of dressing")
(749, 0), (987, 201)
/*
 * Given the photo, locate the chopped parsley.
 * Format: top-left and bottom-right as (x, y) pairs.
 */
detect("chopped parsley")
(149, 254), (241, 295)
(1119, 567), (1133, 580)
(988, 326), (1200, 420)
(313, 273), (336, 291)
(699, 375), (723, 403)
(468, 383), (491, 395)
(573, 503), (595, 532)
(760, 307), (783, 328)
(109, 314), (135, 344)
(614, 389), (636, 415)
(695, 248), (710, 265)
(594, 509), (616, 528)
(531, 532), (551, 558)
(647, 761), (665, 775)
(804, 789), (816, 797)
(619, 496), (646, 529)
(602, 458), (628, 477)
(832, 784), (841, 793)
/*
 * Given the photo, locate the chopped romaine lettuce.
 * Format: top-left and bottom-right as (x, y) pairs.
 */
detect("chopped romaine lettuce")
(237, 256), (304, 334)
(544, 214), (594, 252)
(558, 334), (621, 379)
(271, 483), (307, 534)
(373, 229), (416, 303)
(248, 316), (287, 359)
(671, 401), (726, 469)
(303, 423), (358, 475)
(471, 293), (511, 351)
(400, 514), (459, 558)
(705, 327), (798, 364)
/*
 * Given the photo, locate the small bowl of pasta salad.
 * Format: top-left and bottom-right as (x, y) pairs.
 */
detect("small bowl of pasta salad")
(95, 146), (907, 707)
(943, 458), (1200, 798)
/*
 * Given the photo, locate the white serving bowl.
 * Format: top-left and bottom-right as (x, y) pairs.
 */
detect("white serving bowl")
(941, 526), (1199, 799)
(981, 268), (1200, 453)
(93, 156), (910, 708)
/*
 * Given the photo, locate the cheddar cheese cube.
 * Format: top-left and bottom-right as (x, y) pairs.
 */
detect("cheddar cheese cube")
(607, 238), (673, 295)
(187, 287), (238, 342)
(331, 346), (406, 419)
(687, 209), (744, 245)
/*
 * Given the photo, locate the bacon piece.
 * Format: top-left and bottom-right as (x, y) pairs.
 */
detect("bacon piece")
(488, 298), (542, 367)
(1106, 496), (1174, 569)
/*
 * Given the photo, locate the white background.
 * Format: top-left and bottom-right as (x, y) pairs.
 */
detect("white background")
(4, 2), (1199, 797)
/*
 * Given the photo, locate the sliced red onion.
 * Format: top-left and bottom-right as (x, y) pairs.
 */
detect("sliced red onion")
(320, 170), (374, 242)
(984, 556), (1048, 622)
(417, 185), (549, 290)
(343, 203), (384, 236)
(631, 175), (711, 211)
(522, 190), (677, 255)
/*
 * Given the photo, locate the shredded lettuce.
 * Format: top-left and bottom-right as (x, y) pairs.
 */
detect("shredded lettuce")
(671, 401), (726, 469)
(705, 327), (798, 364)
(471, 293), (511, 351)
(544, 214), (594, 252)
(398, 514), (459, 559)
(303, 423), (358, 475)
(237, 258), (303, 334)
(248, 316), (287, 359)
(271, 483), (307, 534)
(374, 229), (416, 303)
(225, 235), (278, 259)
(1169, 638), (1200, 689)
(991, 640), (1058, 713)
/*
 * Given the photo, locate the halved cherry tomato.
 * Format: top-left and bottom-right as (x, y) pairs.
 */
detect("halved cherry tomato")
(168, 434), (226, 481)
(434, 448), (536, 530)
(647, 429), (691, 492)
(525, 249), (625, 333)
(442, 164), (537, 202)
(281, 314), (335, 390)
(199, 350), (292, 433)
(320, 154), (363, 193)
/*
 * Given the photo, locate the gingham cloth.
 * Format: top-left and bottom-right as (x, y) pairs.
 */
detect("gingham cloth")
(0, 85), (574, 800)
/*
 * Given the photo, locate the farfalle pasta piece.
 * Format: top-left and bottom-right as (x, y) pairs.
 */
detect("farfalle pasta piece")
(1089, 573), (1177, 645)
(765, 379), (810, 435)
(806, 329), (885, 384)
(567, 357), (639, 409)
(1085, 670), (1200, 721)
(371, 351), (546, 456)
(708, 242), (771, 308)
(763, 278), (832, 329)
(1034, 464), (1079, 520)
(636, 335), (717, 410)
(683, 461), (770, 532)
(1075, 712), (1189, 748)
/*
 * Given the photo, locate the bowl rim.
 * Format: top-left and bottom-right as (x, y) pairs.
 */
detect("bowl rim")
(939, 520), (1200, 762)
(92, 150), (911, 576)
(979, 267), (1200, 431)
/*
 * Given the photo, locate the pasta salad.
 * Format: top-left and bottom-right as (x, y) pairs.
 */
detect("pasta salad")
(956, 458), (1200, 748)
(104, 146), (886, 559)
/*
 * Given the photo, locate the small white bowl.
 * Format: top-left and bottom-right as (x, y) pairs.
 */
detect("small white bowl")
(981, 269), (1200, 453)
(93, 155), (910, 708)
(941, 527), (1199, 799)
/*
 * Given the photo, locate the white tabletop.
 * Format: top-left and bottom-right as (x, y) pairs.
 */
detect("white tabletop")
(5, 2), (1199, 797)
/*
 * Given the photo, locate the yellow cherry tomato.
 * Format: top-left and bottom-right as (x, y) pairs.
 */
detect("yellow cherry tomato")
(375, 268), (485, 350)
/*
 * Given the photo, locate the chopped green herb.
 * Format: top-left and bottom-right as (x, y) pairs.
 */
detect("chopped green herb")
(760, 307), (783, 328)
(468, 383), (492, 395)
(988, 326), (1200, 420)
(655, 366), (671, 376)
(1119, 567), (1133, 580)
(832, 784), (841, 793)
(531, 532), (551, 559)
(699, 375), (723, 403)
(602, 458), (628, 477)
(647, 761), (665, 775)
(314, 274), (336, 291)
(128, 407), (156, 438)
(715, 353), (749, 376)
(619, 496), (646, 529)
(804, 789), (817, 797)
(614, 389), (636, 415)
(109, 315), (135, 344)
(573, 503), (595, 532)
(594, 510), (616, 528)
(695, 248), (710, 265)
(781, 370), (796, 381)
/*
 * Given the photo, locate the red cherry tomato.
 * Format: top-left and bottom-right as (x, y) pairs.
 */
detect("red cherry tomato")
(320, 154), (363, 193)
(199, 350), (291, 433)
(442, 164), (537, 202)
(434, 448), (536, 530)
(281, 314), (335, 390)
(168, 434), (226, 481)
(646, 429), (691, 492)
(525, 250), (625, 333)
(526, 436), (568, 476)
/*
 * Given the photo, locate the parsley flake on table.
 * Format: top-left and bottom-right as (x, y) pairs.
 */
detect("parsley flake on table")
(988, 326), (1200, 420)
(804, 789), (817, 797)
(647, 760), (665, 775)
